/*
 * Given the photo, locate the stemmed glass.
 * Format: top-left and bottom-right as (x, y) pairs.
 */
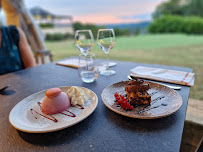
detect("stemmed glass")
(74, 30), (95, 56)
(74, 30), (98, 83)
(97, 29), (116, 76)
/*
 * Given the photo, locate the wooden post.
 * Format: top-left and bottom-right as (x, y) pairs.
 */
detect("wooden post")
(2, 0), (20, 27)
(2, 0), (53, 64)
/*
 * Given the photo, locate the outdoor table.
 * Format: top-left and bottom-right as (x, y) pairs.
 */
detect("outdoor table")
(0, 59), (193, 152)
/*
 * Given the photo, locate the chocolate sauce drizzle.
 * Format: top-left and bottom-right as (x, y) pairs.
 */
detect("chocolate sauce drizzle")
(30, 102), (84, 123)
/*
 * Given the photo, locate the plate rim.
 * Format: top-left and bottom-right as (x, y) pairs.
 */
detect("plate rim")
(9, 86), (98, 133)
(101, 81), (182, 119)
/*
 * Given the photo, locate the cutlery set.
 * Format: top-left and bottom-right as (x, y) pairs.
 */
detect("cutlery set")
(127, 75), (181, 90)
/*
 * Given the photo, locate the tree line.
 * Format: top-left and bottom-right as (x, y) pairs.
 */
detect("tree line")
(149, 0), (203, 34)
(153, 0), (203, 18)
(73, 22), (134, 38)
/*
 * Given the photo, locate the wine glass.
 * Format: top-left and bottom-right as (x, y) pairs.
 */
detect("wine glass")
(97, 29), (116, 76)
(74, 30), (94, 56)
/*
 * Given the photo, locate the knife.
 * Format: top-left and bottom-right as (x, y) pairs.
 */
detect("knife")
(127, 75), (181, 90)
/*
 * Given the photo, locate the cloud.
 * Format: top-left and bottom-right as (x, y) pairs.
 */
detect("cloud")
(25, 0), (166, 24)
(74, 14), (142, 24)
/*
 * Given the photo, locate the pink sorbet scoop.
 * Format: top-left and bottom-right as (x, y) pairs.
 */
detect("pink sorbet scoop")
(41, 88), (71, 114)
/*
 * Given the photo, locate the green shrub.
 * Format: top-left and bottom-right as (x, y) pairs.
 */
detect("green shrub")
(45, 33), (74, 41)
(64, 33), (74, 39)
(134, 28), (141, 35)
(114, 28), (123, 36)
(148, 15), (203, 34)
(39, 23), (54, 28)
(114, 28), (130, 36)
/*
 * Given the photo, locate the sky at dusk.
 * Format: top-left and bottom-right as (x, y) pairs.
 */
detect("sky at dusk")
(25, 0), (167, 24)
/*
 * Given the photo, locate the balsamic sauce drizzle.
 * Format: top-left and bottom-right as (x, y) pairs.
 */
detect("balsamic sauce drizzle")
(151, 96), (165, 104)
(137, 104), (165, 114)
(149, 91), (158, 96)
(134, 95), (165, 114)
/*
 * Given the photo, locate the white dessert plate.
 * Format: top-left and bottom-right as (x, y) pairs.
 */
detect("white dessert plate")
(101, 81), (182, 119)
(9, 86), (98, 133)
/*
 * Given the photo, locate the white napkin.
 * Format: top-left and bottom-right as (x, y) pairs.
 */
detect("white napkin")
(56, 59), (82, 68)
(130, 66), (195, 86)
(56, 59), (117, 70)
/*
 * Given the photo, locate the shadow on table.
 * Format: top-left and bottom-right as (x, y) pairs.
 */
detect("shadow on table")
(17, 111), (97, 146)
(104, 106), (178, 132)
(0, 89), (16, 95)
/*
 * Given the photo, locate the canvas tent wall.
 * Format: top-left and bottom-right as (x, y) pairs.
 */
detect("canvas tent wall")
(1, 0), (52, 64)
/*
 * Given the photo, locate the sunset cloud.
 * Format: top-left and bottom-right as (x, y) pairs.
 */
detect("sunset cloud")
(74, 14), (142, 24)
(25, 0), (167, 24)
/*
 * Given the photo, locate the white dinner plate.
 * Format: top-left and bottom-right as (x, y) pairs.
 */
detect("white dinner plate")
(9, 86), (98, 133)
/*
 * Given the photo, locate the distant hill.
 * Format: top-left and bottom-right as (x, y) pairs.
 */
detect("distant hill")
(101, 21), (151, 34)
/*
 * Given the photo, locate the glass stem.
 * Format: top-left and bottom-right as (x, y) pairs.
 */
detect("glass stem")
(105, 53), (110, 70)
(85, 56), (88, 70)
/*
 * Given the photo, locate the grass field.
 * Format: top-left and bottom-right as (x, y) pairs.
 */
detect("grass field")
(45, 34), (203, 100)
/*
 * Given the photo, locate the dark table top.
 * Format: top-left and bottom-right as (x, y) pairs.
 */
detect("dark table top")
(0, 59), (192, 152)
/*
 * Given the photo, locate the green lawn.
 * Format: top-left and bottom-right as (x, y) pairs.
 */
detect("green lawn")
(45, 34), (203, 100)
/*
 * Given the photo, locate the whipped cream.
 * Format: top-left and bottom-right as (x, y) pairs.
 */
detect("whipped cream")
(67, 86), (88, 106)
